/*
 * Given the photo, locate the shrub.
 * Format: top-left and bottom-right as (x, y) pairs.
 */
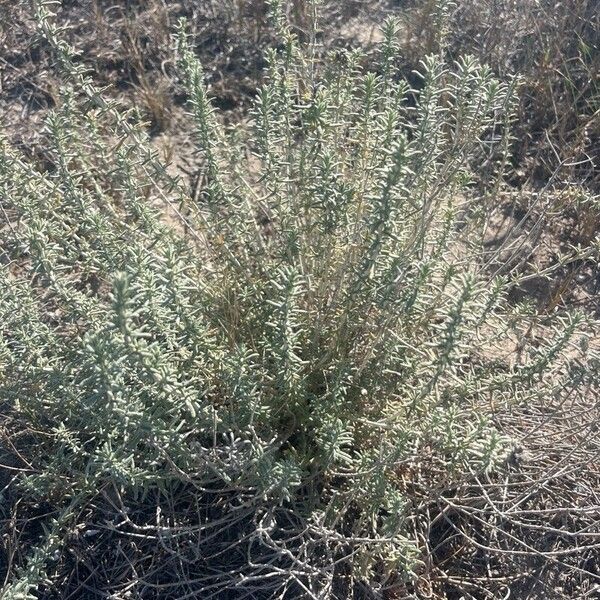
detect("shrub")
(0, 1), (593, 598)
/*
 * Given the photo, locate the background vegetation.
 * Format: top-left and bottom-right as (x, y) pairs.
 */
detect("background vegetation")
(0, 1), (598, 598)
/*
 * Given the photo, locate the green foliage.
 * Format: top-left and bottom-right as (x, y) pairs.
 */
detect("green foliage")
(0, 2), (592, 597)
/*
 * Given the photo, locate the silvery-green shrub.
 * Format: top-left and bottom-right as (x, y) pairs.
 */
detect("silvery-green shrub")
(0, 2), (591, 597)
